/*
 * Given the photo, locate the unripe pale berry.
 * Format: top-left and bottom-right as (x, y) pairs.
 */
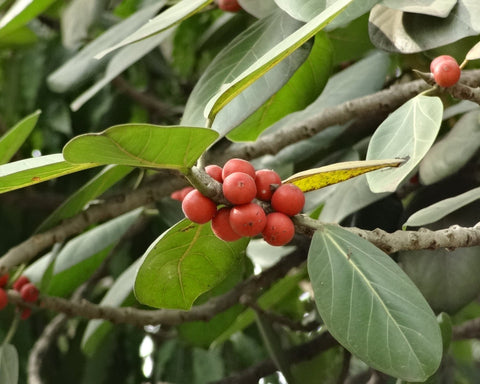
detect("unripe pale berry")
(211, 207), (243, 242)
(182, 189), (217, 224)
(229, 203), (266, 237)
(271, 184), (305, 216)
(205, 165), (223, 183)
(255, 169), (281, 201)
(13, 275), (30, 292)
(223, 172), (257, 205)
(262, 212), (295, 246)
(20, 283), (39, 302)
(0, 289), (8, 310)
(218, 0), (242, 12)
(431, 55), (461, 87)
(222, 158), (256, 180)
(0, 274), (8, 288)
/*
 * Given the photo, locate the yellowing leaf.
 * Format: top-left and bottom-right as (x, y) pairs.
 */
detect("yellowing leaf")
(283, 159), (405, 193)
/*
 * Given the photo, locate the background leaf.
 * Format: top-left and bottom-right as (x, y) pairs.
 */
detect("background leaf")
(308, 224), (442, 381)
(134, 219), (249, 310)
(381, 0), (456, 17)
(0, 0), (56, 37)
(0, 344), (18, 384)
(238, 0), (278, 18)
(63, 124), (218, 171)
(366, 95), (443, 193)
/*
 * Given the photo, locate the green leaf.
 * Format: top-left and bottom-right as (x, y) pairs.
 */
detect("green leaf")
(238, 0), (278, 18)
(466, 40), (480, 61)
(437, 313), (452, 354)
(134, 219), (249, 310)
(0, 154), (98, 194)
(63, 124), (218, 172)
(0, 0), (56, 37)
(226, 32), (332, 142)
(204, 0), (355, 121)
(369, 1), (480, 53)
(419, 110), (480, 185)
(0, 344), (18, 384)
(36, 165), (133, 232)
(381, 0), (456, 17)
(0, 110), (40, 164)
(95, 0), (213, 59)
(308, 224), (442, 381)
(366, 95), (443, 193)
(181, 10), (307, 129)
(47, 2), (166, 93)
(0, 26), (37, 48)
(403, 186), (480, 229)
(24, 208), (143, 297)
(82, 257), (142, 356)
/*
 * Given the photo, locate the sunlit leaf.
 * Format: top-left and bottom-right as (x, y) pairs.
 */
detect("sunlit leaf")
(238, 0), (278, 18)
(381, 0), (456, 17)
(63, 124), (218, 172)
(0, 0), (56, 37)
(0, 154), (98, 194)
(0, 344), (18, 384)
(203, 0), (355, 121)
(308, 224), (442, 381)
(366, 95), (443, 193)
(466, 40), (480, 61)
(0, 110), (40, 164)
(135, 219), (249, 310)
(283, 159), (404, 192)
(403, 186), (480, 229)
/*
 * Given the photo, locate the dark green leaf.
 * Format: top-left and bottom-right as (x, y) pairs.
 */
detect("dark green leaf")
(0, 344), (18, 384)
(63, 124), (218, 172)
(134, 219), (249, 310)
(308, 224), (442, 381)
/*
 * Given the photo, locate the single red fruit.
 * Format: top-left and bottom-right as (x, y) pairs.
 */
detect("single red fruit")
(211, 207), (243, 242)
(182, 189), (217, 224)
(271, 184), (305, 216)
(218, 0), (242, 12)
(0, 289), (8, 310)
(0, 274), (8, 288)
(222, 172), (257, 205)
(205, 165), (223, 183)
(255, 169), (281, 201)
(13, 275), (30, 292)
(431, 55), (461, 87)
(222, 158), (255, 180)
(171, 186), (194, 202)
(20, 308), (32, 320)
(229, 203), (266, 237)
(430, 55), (457, 73)
(20, 283), (39, 302)
(262, 213), (295, 246)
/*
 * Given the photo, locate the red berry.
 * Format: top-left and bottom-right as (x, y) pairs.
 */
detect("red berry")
(255, 169), (281, 201)
(20, 308), (32, 320)
(0, 289), (8, 310)
(271, 184), (305, 216)
(229, 203), (266, 237)
(0, 274), (8, 288)
(218, 0), (242, 12)
(205, 165), (223, 183)
(262, 213), (295, 246)
(222, 158), (255, 180)
(171, 186), (194, 202)
(182, 189), (217, 224)
(223, 172), (257, 205)
(13, 275), (30, 292)
(431, 55), (461, 87)
(20, 283), (39, 302)
(211, 207), (243, 242)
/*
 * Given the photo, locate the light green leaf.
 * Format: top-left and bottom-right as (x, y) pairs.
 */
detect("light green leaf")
(0, 154), (98, 194)
(366, 95), (443, 193)
(466, 40), (480, 61)
(63, 124), (218, 172)
(181, 10), (307, 129)
(25, 208), (143, 297)
(308, 224), (442, 381)
(36, 165), (133, 232)
(0, 110), (40, 164)
(82, 257), (142, 356)
(0, 344), (18, 384)
(419, 110), (480, 185)
(238, 0), (278, 18)
(47, 2), (166, 93)
(203, 0), (355, 121)
(96, 0), (213, 59)
(0, 0), (56, 37)
(134, 219), (249, 310)
(403, 186), (480, 229)
(226, 32), (332, 142)
(381, 0), (456, 17)
(0, 26), (37, 47)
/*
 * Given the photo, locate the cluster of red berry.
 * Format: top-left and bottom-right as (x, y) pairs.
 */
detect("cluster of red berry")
(217, 0), (242, 13)
(173, 158), (305, 246)
(0, 274), (39, 319)
(430, 55), (461, 88)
